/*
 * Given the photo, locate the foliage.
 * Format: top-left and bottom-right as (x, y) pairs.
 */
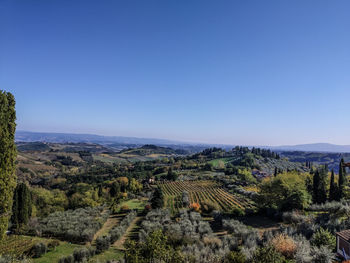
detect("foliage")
(251, 245), (286, 263)
(311, 246), (334, 263)
(34, 206), (107, 243)
(151, 187), (164, 209)
(0, 90), (17, 240)
(270, 234), (296, 258)
(312, 166), (328, 204)
(310, 228), (336, 250)
(31, 187), (68, 217)
(258, 172), (311, 211)
(125, 229), (184, 263)
(223, 250), (246, 263)
(11, 183), (32, 231)
(31, 242), (47, 258)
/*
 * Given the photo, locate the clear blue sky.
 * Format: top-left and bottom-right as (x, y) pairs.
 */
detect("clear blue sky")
(1, 0), (350, 145)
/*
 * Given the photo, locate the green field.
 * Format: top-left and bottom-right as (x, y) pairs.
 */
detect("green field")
(208, 158), (233, 168)
(89, 248), (124, 262)
(119, 198), (147, 210)
(34, 242), (82, 263)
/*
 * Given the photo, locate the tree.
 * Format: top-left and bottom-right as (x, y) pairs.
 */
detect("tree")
(223, 250), (246, 263)
(329, 170), (337, 201)
(338, 158), (347, 200)
(0, 90), (17, 239)
(11, 183), (32, 231)
(311, 228), (336, 250)
(313, 167), (328, 204)
(258, 172), (311, 211)
(110, 181), (120, 198)
(124, 229), (183, 262)
(150, 188), (164, 209)
(252, 245), (285, 263)
(129, 178), (143, 193)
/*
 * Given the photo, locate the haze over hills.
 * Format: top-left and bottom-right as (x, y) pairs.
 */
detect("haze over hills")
(15, 130), (350, 153)
(270, 143), (350, 153)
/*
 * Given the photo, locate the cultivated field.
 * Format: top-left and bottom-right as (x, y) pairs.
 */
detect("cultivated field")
(158, 180), (255, 212)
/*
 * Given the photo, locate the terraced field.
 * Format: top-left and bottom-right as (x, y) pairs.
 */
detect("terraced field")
(159, 180), (255, 213)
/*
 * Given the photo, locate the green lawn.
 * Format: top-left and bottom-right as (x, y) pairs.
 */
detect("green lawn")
(119, 198), (147, 210)
(209, 158), (233, 168)
(89, 248), (124, 262)
(34, 242), (82, 263)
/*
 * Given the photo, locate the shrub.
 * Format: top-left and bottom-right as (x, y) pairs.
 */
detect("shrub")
(270, 234), (296, 259)
(73, 247), (90, 262)
(58, 255), (74, 263)
(231, 207), (245, 217)
(201, 200), (220, 214)
(251, 245), (285, 263)
(36, 206), (108, 243)
(282, 211), (309, 224)
(223, 250), (246, 263)
(311, 228), (336, 250)
(190, 203), (200, 212)
(120, 205), (129, 211)
(311, 246), (335, 263)
(96, 235), (110, 254)
(47, 240), (60, 250)
(31, 242), (47, 258)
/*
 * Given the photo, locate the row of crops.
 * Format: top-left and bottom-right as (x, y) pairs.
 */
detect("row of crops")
(158, 180), (255, 213)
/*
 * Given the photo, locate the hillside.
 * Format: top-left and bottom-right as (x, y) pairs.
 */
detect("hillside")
(280, 151), (350, 173)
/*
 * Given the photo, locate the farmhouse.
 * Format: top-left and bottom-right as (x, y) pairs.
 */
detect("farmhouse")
(336, 229), (350, 259)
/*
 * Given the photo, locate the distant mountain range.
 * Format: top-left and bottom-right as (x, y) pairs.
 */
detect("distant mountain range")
(269, 143), (350, 153)
(15, 130), (182, 145)
(15, 131), (350, 153)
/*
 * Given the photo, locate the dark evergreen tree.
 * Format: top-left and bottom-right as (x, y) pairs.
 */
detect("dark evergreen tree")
(11, 183), (32, 231)
(338, 158), (347, 200)
(0, 90), (17, 239)
(329, 169), (337, 201)
(313, 166), (328, 203)
(150, 187), (164, 209)
(110, 182), (120, 198)
(313, 170), (320, 203)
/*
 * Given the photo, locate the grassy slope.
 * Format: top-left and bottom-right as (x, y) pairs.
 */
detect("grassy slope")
(33, 242), (82, 263)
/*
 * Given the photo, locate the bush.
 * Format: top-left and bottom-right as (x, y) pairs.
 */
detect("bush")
(201, 200), (220, 214)
(73, 247), (90, 262)
(231, 207), (245, 217)
(32, 242), (47, 258)
(47, 240), (60, 250)
(252, 245), (285, 263)
(120, 205), (129, 212)
(311, 246), (335, 263)
(270, 234), (296, 259)
(311, 228), (336, 250)
(36, 206), (108, 243)
(190, 203), (200, 212)
(58, 255), (74, 263)
(223, 250), (246, 263)
(96, 235), (110, 254)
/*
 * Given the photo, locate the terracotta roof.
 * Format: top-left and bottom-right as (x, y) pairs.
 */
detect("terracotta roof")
(337, 230), (350, 241)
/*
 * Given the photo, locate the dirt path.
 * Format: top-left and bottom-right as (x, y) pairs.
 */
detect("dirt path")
(112, 216), (143, 250)
(89, 214), (122, 245)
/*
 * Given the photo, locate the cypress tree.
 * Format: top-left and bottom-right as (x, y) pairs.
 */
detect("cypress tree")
(329, 169), (337, 201)
(338, 158), (347, 200)
(312, 170), (320, 203)
(11, 183), (32, 231)
(313, 167), (328, 203)
(151, 187), (164, 209)
(0, 90), (17, 239)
